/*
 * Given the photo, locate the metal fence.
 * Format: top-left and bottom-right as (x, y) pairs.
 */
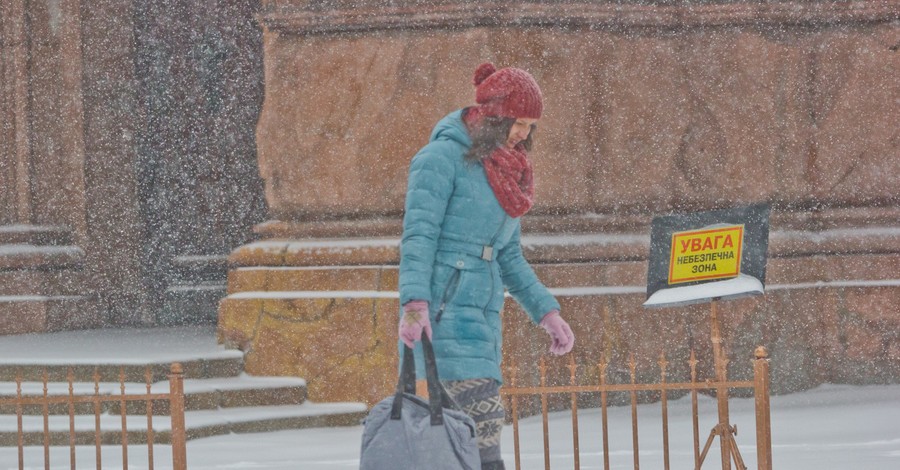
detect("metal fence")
(0, 362), (188, 470)
(500, 346), (772, 470)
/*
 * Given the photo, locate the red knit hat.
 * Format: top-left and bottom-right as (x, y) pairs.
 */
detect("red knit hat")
(472, 62), (543, 119)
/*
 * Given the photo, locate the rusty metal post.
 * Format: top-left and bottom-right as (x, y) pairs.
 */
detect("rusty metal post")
(710, 299), (732, 470)
(169, 362), (187, 470)
(169, 363), (188, 470)
(753, 347), (772, 470)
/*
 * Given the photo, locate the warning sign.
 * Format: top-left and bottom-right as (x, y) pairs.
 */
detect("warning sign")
(644, 203), (770, 308)
(669, 225), (744, 284)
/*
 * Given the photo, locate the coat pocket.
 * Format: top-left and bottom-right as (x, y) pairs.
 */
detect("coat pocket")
(435, 269), (460, 323)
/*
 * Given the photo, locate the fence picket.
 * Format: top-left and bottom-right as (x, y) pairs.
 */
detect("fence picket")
(539, 358), (550, 470)
(690, 350), (700, 469)
(16, 370), (24, 469)
(43, 370), (49, 469)
(628, 354), (639, 470)
(93, 367), (102, 469)
(145, 366), (156, 470)
(119, 367), (129, 469)
(68, 368), (76, 470)
(659, 352), (670, 470)
(567, 356), (580, 470)
(599, 358), (610, 470)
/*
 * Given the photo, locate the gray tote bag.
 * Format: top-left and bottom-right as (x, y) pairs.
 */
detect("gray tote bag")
(359, 336), (480, 470)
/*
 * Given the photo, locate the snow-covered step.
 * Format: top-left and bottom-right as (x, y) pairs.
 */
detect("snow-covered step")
(0, 357), (246, 385)
(0, 374), (309, 415)
(181, 401), (367, 439)
(0, 327), (247, 382)
(0, 401), (367, 445)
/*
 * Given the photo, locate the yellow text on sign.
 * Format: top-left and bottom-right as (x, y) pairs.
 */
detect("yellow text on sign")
(668, 225), (744, 284)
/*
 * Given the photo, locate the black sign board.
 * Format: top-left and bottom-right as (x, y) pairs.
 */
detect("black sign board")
(644, 203), (770, 308)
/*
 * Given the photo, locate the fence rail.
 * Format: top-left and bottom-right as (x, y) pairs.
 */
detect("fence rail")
(500, 346), (772, 470)
(0, 362), (188, 470)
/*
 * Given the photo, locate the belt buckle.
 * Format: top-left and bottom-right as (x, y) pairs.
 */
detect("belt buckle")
(481, 245), (493, 261)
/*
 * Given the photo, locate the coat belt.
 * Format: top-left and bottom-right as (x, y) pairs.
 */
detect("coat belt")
(437, 239), (496, 262)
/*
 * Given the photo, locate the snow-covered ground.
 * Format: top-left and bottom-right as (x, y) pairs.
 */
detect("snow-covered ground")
(0, 327), (897, 469)
(1, 382), (898, 469)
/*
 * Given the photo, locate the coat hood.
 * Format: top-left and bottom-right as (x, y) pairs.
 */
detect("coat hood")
(428, 110), (472, 149)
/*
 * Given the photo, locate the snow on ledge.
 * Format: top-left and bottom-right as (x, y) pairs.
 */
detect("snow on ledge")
(228, 290), (399, 300)
(643, 274), (764, 308)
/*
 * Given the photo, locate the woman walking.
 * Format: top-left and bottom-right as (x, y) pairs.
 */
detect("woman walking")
(398, 62), (576, 470)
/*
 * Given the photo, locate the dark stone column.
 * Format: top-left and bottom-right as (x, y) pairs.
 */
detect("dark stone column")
(133, 0), (266, 324)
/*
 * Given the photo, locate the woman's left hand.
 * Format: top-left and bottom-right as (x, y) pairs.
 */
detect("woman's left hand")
(539, 310), (575, 355)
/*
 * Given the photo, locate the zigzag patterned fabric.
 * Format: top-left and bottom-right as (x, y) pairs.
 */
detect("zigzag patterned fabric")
(443, 378), (506, 467)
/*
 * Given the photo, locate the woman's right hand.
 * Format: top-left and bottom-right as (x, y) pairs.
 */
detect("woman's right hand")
(399, 300), (432, 348)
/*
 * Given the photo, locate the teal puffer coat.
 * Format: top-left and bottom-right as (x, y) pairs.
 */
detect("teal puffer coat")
(399, 110), (560, 383)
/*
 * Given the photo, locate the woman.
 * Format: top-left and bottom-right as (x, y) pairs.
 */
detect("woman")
(398, 62), (575, 470)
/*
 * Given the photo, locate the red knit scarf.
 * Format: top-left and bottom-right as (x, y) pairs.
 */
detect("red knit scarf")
(482, 145), (534, 218)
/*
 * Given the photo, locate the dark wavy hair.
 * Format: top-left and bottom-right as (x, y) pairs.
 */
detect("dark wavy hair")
(463, 108), (535, 163)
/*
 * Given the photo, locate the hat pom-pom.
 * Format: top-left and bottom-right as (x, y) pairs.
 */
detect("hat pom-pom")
(473, 62), (496, 86)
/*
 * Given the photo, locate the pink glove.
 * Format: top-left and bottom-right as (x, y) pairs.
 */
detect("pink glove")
(399, 300), (432, 348)
(540, 310), (575, 355)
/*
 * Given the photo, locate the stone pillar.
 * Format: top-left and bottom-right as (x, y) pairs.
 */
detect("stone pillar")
(79, 0), (148, 325)
(219, 1), (900, 405)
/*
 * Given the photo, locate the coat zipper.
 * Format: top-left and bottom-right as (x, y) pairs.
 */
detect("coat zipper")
(434, 270), (461, 323)
(482, 215), (508, 318)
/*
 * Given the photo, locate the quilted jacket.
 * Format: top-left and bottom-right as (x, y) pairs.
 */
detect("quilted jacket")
(399, 109), (560, 383)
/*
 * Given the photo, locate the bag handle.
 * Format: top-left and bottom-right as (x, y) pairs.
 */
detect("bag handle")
(390, 336), (455, 425)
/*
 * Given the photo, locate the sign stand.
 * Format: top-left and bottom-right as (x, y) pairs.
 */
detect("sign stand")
(696, 298), (747, 470)
(643, 204), (770, 470)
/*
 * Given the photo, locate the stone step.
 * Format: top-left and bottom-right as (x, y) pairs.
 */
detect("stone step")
(0, 401), (367, 445)
(0, 225), (73, 246)
(0, 270), (85, 296)
(227, 265), (396, 293)
(0, 244), (84, 270)
(0, 326), (246, 382)
(0, 374), (308, 415)
(171, 255), (229, 284)
(159, 281), (226, 326)
(0, 295), (100, 335)
(0, 326), (366, 443)
(0, 356), (245, 384)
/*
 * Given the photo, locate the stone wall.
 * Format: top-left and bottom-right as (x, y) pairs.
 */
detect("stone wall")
(254, 1), (897, 220)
